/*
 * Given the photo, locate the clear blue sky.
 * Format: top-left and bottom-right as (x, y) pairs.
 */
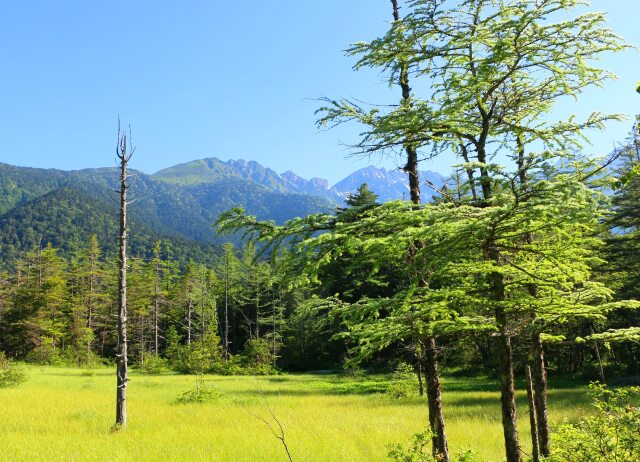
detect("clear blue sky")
(0, 1), (637, 184)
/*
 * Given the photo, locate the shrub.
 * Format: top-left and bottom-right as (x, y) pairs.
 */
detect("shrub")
(25, 338), (62, 365)
(176, 376), (224, 404)
(547, 384), (640, 462)
(139, 355), (168, 375)
(240, 338), (278, 373)
(61, 347), (103, 368)
(0, 352), (27, 388)
(167, 333), (224, 374)
(387, 362), (419, 399)
(387, 431), (482, 462)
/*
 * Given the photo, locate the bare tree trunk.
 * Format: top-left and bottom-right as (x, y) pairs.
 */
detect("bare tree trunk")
(115, 124), (132, 429)
(154, 260), (160, 356)
(526, 366), (540, 462)
(591, 325), (606, 384)
(416, 359), (424, 397)
(187, 300), (192, 346)
(223, 254), (230, 360)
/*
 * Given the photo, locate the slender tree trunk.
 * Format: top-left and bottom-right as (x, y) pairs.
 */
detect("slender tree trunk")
(416, 357), (424, 397)
(115, 126), (131, 429)
(154, 261), (160, 356)
(223, 254), (230, 360)
(526, 366), (540, 462)
(478, 132), (521, 461)
(493, 271), (522, 462)
(187, 300), (192, 346)
(532, 333), (550, 456)
(391, 0), (421, 205)
(591, 325), (606, 384)
(517, 137), (550, 456)
(424, 337), (449, 461)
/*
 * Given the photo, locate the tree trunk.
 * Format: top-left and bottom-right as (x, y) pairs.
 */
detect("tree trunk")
(517, 137), (551, 457)
(223, 256), (230, 360)
(424, 337), (449, 461)
(115, 127), (130, 429)
(526, 366), (540, 462)
(491, 266), (521, 462)
(154, 262), (160, 356)
(531, 333), (550, 456)
(391, 0), (447, 456)
(391, 0), (421, 206)
(416, 356), (424, 397)
(591, 325), (606, 384)
(187, 300), (192, 346)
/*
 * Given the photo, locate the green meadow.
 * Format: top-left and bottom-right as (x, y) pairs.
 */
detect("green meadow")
(0, 366), (594, 462)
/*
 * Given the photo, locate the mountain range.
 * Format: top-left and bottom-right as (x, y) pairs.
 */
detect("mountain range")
(154, 158), (444, 203)
(0, 158), (444, 263)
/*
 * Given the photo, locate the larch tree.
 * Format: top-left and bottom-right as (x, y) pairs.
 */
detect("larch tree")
(318, 1), (627, 459)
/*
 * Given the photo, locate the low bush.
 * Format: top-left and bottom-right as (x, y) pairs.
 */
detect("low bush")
(547, 384), (640, 462)
(387, 363), (419, 399)
(176, 376), (224, 404)
(0, 352), (27, 388)
(387, 431), (482, 462)
(139, 355), (169, 375)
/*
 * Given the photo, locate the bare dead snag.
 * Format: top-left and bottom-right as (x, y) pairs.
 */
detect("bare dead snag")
(115, 119), (134, 429)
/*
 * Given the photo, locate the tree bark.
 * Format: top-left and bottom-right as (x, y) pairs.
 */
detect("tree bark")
(526, 366), (540, 462)
(531, 333), (550, 456)
(517, 136), (550, 456)
(153, 259), (160, 356)
(424, 337), (449, 461)
(115, 127), (130, 429)
(223, 252), (230, 360)
(391, 0), (421, 205)
(493, 271), (522, 462)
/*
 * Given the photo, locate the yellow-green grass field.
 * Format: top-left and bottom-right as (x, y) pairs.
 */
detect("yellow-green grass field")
(0, 366), (593, 461)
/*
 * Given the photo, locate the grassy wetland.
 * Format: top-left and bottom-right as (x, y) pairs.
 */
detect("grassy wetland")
(0, 367), (594, 462)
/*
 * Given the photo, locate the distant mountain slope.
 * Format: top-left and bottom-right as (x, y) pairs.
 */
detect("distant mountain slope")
(0, 158), (446, 264)
(0, 161), (337, 262)
(0, 186), (217, 265)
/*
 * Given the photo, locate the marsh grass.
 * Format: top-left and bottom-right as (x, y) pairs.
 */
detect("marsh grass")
(0, 366), (594, 461)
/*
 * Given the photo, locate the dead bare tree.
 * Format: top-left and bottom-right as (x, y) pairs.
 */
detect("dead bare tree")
(115, 120), (134, 429)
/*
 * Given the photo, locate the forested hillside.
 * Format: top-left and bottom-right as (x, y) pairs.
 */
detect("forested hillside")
(0, 159), (439, 262)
